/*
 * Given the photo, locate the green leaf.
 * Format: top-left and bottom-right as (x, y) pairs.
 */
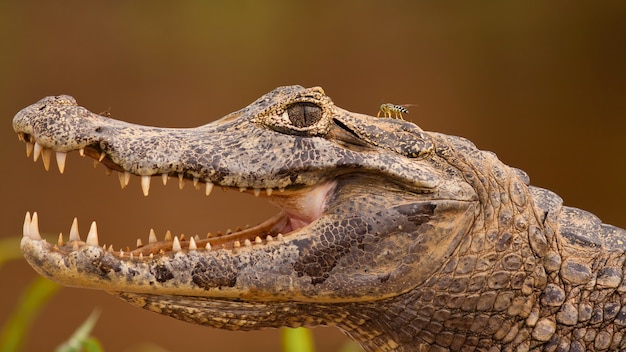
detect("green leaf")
(0, 275), (61, 352)
(0, 236), (23, 270)
(281, 327), (315, 352)
(56, 309), (102, 352)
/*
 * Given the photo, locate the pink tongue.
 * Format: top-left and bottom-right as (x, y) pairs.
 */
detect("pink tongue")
(268, 181), (336, 232)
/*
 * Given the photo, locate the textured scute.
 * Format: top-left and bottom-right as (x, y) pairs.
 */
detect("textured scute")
(14, 86), (626, 351)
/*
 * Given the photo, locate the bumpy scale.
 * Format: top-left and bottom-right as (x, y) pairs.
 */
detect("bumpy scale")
(14, 86), (626, 351)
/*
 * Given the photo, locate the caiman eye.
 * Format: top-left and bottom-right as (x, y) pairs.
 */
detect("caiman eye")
(285, 102), (322, 128)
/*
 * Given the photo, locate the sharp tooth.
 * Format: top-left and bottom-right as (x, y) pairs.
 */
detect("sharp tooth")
(266, 235), (273, 242)
(42, 148), (52, 171)
(172, 236), (182, 252)
(79, 148), (85, 157)
(233, 240), (241, 248)
(205, 182), (213, 196)
(189, 237), (197, 250)
(33, 142), (43, 162)
(98, 152), (106, 161)
(55, 152), (67, 174)
(149, 253), (154, 259)
(161, 173), (168, 185)
(86, 221), (99, 246)
(58, 233), (64, 246)
(149, 229), (157, 244)
(29, 212), (41, 240)
(93, 160), (100, 168)
(119, 249), (124, 257)
(239, 187), (246, 192)
(178, 174), (185, 190)
(17, 133), (25, 142)
(205, 243), (211, 250)
(193, 177), (199, 187)
(23, 212), (31, 238)
(69, 218), (80, 241)
(141, 175), (151, 196)
(105, 167), (113, 176)
(253, 188), (261, 197)
(26, 142), (34, 157)
(139, 253), (144, 260)
(255, 236), (262, 244)
(164, 230), (172, 241)
(118, 171), (131, 189)
(73, 241), (80, 251)
(107, 245), (113, 252)
(136, 238), (143, 248)
(277, 233), (284, 241)
(266, 188), (273, 196)
(179, 234), (186, 241)
(244, 239), (252, 247)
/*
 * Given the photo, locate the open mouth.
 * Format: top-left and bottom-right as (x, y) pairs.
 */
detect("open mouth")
(17, 131), (336, 258)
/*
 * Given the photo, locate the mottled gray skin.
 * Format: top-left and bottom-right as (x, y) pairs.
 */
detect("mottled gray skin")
(13, 86), (626, 351)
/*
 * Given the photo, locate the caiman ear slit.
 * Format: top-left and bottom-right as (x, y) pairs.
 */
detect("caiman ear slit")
(286, 102), (323, 128)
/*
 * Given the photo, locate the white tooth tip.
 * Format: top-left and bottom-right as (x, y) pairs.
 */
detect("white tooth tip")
(253, 188), (261, 197)
(23, 212), (32, 238)
(205, 182), (214, 196)
(233, 240), (241, 248)
(29, 212), (42, 240)
(172, 236), (182, 252)
(56, 151), (67, 174)
(98, 152), (106, 161)
(189, 237), (197, 250)
(205, 242), (211, 250)
(79, 148), (85, 157)
(86, 221), (99, 246)
(42, 148), (52, 171)
(178, 174), (185, 190)
(239, 187), (246, 192)
(149, 229), (157, 244)
(164, 230), (172, 241)
(26, 142), (34, 158)
(136, 238), (143, 248)
(193, 177), (199, 187)
(244, 239), (252, 247)
(255, 236), (262, 244)
(118, 171), (131, 189)
(161, 173), (168, 186)
(58, 233), (65, 246)
(266, 188), (273, 196)
(69, 217), (80, 241)
(141, 175), (151, 196)
(33, 142), (43, 162)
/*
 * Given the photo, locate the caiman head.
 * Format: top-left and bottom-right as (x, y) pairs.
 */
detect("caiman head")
(14, 86), (498, 350)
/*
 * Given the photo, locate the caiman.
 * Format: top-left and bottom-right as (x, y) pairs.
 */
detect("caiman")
(13, 86), (626, 351)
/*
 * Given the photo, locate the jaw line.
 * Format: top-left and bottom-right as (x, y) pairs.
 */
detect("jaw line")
(21, 179), (338, 259)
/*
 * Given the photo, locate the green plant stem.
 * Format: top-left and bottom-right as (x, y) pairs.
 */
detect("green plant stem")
(0, 275), (61, 352)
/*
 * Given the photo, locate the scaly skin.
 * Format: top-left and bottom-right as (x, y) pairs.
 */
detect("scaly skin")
(13, 86), (626, 351)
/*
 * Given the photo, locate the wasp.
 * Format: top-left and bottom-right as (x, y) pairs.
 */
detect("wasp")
(377, 103), (415, 120)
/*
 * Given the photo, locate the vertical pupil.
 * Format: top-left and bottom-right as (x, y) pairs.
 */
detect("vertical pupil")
(287, 102), (322, 128)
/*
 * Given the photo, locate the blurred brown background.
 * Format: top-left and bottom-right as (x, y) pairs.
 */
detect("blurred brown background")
(1, 1), (625, 351)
